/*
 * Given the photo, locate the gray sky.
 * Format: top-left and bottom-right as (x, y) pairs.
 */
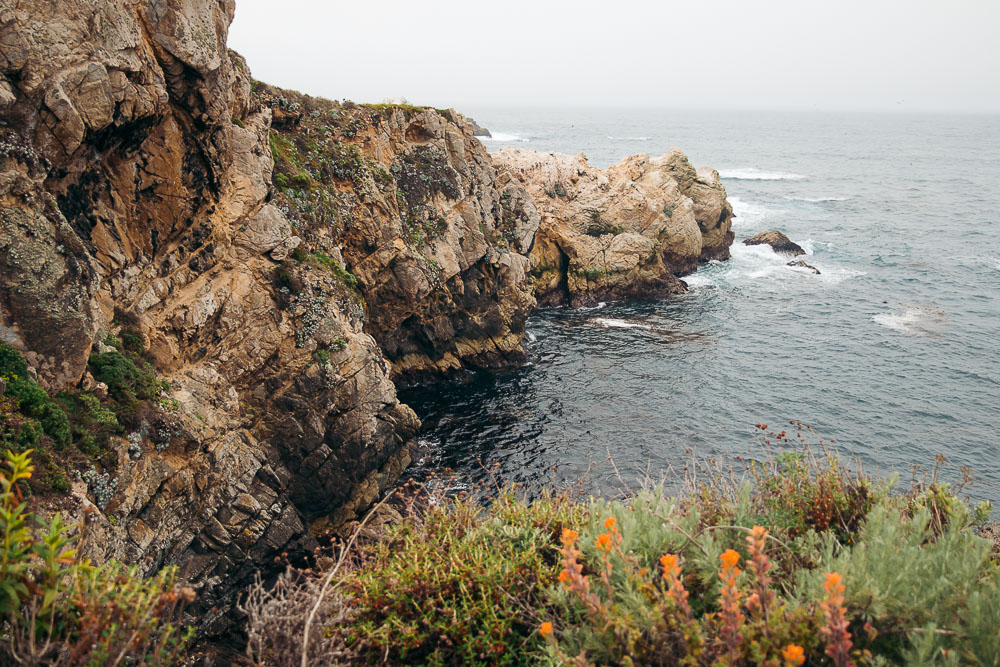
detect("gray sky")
(229, 0), (1000, 113)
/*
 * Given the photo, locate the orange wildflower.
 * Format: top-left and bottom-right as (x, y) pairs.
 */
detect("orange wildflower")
(557, 570), (569, 583)
(660, 553), (680, 577)
(604, 516), (617, 531)
(824, 572), (844, 595)
(595, 532), (613, 552)
(539, 621), (553, 636)
(561, 528), (578, 545)
(720, 548), (740, 569)
(782, 644), (805, 665)
(820, 571), (854, 667)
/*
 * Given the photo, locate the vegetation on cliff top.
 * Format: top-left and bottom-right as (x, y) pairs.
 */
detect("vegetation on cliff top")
(244, 426), (999, 666)
(257, 81), (468, 265)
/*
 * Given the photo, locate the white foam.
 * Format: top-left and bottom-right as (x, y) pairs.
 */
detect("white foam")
(592, 317), (653, 330)
(784, 196), (850, 203)
(526, 331), (537, 343)
(720, 168), (807, 181)
(579, 301), (608, 311)
(728, 196), (773, 230)
(606, 136), (651, 141)
(683, 274), (713, 288)
(873, 305), (947, 335)
(716, 239), (864, 287)
(477, 132), (529, 142)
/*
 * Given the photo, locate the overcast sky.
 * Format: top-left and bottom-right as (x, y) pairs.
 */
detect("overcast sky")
(229, 0), (1000, 113)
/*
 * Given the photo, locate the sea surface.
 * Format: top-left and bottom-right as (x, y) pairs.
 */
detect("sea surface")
(398, 109), (1000, 503)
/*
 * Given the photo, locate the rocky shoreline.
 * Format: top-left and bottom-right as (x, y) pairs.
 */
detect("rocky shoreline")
(0, 0), (734, 627)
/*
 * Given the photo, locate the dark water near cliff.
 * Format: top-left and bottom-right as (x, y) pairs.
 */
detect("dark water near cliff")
(398, 109), (1000, 503)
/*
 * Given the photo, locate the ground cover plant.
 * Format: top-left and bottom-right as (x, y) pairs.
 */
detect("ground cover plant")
(244, 425), (1000, 666)
(0, 450), (194, 665)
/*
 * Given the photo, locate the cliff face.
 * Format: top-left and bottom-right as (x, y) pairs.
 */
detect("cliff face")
(0, 0), (733, 629)
(0, 0), (423, 627)
(493, 149), (733, 306)
(258, 89), (540, 378)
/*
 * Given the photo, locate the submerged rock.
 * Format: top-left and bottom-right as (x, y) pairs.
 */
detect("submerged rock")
(787, 260), (821, 274)
(743, 230), (805, 256)
(493, 149), (734, 307)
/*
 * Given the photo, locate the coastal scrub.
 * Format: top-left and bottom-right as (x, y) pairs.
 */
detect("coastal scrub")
(243, 427), (999, 665)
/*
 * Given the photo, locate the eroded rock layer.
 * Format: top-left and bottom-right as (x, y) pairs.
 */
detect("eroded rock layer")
(493, 149), (733, 306)
(257, 88), (540, 378)
(0, 0), (432, 629)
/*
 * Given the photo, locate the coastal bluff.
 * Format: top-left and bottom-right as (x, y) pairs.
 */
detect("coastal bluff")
(0, 0), (733, 625)
(493, 148), (734, 306)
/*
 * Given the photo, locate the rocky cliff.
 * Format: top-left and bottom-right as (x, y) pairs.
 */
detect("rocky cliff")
(493, 149), (733, 306)
(0, 0), (520, 629)
(0, 0), (732, 632)
(256, 87), (539, 378)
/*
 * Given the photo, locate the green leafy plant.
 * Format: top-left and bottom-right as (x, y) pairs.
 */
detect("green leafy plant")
(0, 450), (194, 665)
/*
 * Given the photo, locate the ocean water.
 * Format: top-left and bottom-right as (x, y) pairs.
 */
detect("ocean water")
(398, 109), (1000, 503)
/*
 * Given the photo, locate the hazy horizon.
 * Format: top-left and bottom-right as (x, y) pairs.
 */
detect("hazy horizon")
(229, 0), (1000, 114)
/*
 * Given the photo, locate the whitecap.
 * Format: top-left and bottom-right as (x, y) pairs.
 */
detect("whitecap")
(592, 318), (653, 330)
(783, 196), (850, 203)
(606, 136), (651, 141)
(873, 305), (947, 335)
(683, 274), (713, 288)
(728, 196), (773, 230)
(579, 301), (608, 311)
(720, 168), (807, 181)
(526, 331), (537, 343)
(477, 131), (529, 142)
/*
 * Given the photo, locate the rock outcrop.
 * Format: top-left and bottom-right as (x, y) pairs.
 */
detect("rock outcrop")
(493, 149), (733, 306)
(787, 260), (820, 274)
(0, 0), (420, 629)
(467, 117), (492, 137)
(743, 230), (805, 256)
(258, 90), (540, 378)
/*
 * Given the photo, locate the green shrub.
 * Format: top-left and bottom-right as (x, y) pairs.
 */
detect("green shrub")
(0, 450), (194, 664)
(306, 445), (1000, 666)
(0, 344), (71, 447)
(88, 350), (165, 405)
(336, 490), (587, 665)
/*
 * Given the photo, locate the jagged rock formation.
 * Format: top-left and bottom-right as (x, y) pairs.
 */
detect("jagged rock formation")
(258, 90), (540, 378)
(787, 260), (820, 274)
(0, 0), (732, 631)
(493, 149), (733, 306)
(0, 0), (424, 629)
(744, 230), (805, 256)
(467, 117), (492, 137)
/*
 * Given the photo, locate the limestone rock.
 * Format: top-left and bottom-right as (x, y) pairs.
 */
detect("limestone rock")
(744, 230), (805, 256)
(492, 148), (734, 306)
